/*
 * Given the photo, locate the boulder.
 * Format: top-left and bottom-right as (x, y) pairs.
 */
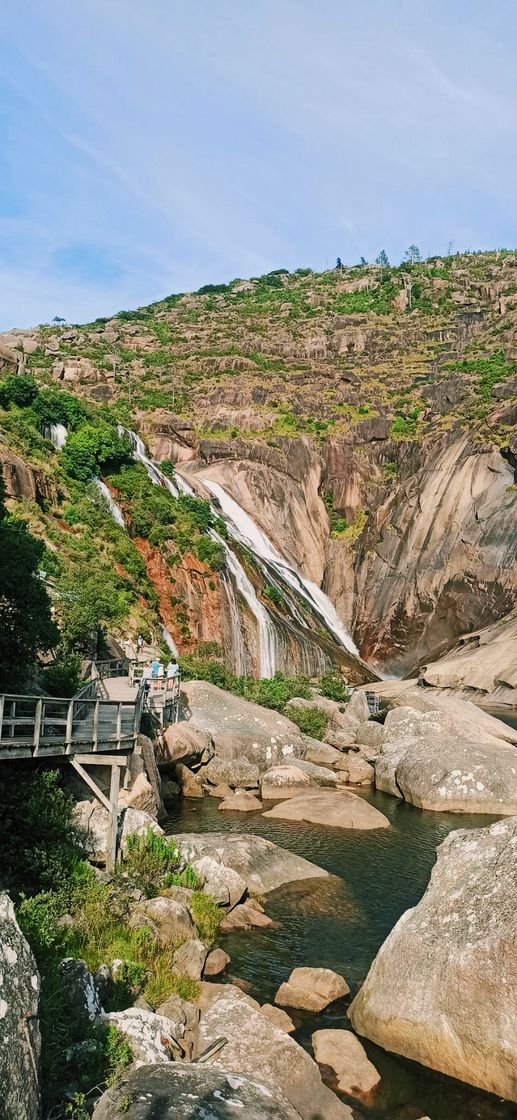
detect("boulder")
(189, 855), (246, 908)
(218, 790), (262, 811)
(376, 706), (517, 813)
(337, 691), (371, 732)
(303, 740), (346, 769)
(295, 759), (344, 786)
(197, 988), (353, 1119)
(172, 939), (208, 980)
(338, 756), (375, 785)
(92, 1062), (303, 1118)
(73, 802), (163, 863)
(203, 948), (230, 976)
(349, 815), (517, 1102)
(128, 896), (195, 944)
(100, 1007), (183, 1062)
(312, 1029), (381, 1105)
(161, 778), (180, 807)
(0, 894), (41, 1120)
(202, 756), (260, 789)
(195, 980), (260, 1014)
(159, 721), (213, 768)
(171, 833), (328, 894)
(263, 790), (390, 829)
(354, 721), (384, 753)
(181, 680), (306, 769)
(260, 765), (314, 801)
(286, 693), (347, 730)
(324, 729), (357, 750)
(260, 1004), (296, 1033)
(220, 899), (275, 932)
(155, 993), (199, 1034)
(175, 764), (204, 798)
(118, 771), (157, 817)
(275, 967), (349, 1012)
(58, 958), (102, 1026)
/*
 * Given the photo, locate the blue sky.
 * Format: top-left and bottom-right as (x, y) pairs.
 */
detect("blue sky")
(0, 0), (516, 329)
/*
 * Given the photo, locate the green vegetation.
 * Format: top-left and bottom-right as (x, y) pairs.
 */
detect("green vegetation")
(61, 423), (132, 481)
(390, 408), (421, 439)
(444, 350), (517, 403)
(0, 475), (57, 690)
(323, 490), (348, 536)
(189, 891), (223, 945)
(287, 705), (328, 739)
(318, 670), (350, 702)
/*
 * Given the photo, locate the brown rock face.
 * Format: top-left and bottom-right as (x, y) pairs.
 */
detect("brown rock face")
(0, 446), (53, 503)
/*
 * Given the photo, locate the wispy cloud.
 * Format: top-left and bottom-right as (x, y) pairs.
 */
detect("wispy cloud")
(0, 0), (516, 328)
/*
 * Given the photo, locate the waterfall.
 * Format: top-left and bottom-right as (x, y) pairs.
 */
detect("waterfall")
(202, 478), (359, 656)
(162, 626), (179, 655)
(45, 422), (68, 449)
(92, 478), (126, 528)
(218, 534), (277, 677)
(120, 426), (179, 494)
(222, 572), (248, 676)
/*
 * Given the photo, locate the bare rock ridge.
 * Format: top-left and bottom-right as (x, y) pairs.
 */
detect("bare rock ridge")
(0, 894), (41, 1120)
(349, 815), (517, 1103)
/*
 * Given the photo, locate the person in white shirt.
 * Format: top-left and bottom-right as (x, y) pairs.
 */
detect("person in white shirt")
(166, 660), (179, 679)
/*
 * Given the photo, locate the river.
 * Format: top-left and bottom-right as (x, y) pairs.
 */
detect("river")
(166, 767), (517, 1120)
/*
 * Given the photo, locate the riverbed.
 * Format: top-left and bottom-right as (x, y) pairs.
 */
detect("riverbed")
(166, 783), (517, 1120)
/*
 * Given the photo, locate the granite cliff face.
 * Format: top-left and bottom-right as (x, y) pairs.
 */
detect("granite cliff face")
(2, 251), (516, 679)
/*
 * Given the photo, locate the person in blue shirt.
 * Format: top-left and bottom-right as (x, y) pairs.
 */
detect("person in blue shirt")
(151, 657), (160, 678)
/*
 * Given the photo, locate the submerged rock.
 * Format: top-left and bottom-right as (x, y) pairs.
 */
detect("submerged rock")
(349, 815), (517, 1102)
(275, 967), (350, 1012)
(263, 790), (390, 829)
(218, 789), (262, 811)
(92, 1062), (303, 1118)
(312, 1029), (381, 1105)
(0, 894), (41, 1120)
(197, 988), (353, 1119)
(220, 899), (275, 932)
(171, 833), (328, 894)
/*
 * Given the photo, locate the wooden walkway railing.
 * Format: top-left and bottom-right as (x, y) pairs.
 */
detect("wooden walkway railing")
(0, 681), (144, 760)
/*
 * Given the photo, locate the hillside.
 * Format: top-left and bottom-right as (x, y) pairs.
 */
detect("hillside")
(0, 250), (516, 687)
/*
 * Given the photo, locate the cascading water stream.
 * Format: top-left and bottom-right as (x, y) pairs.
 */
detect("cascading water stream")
(45, 422), (68, 449)
(121, 428), (276, 676)
(201, 478), (359, 656)
(92, 478), (126, 528)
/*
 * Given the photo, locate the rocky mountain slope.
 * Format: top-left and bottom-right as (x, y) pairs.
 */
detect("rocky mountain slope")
(1, 251), (516, 684)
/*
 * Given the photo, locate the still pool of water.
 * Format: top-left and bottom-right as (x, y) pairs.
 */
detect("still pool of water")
(166, 785), (517, 1120)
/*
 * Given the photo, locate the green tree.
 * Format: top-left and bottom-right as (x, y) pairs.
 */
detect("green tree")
(0, 374), (38, 409)
(404, 244), (422, 264)
(335, 257), (344, 270)
(61, 422), (131, 481)
(375, 250), (389, 267)
(0, 475), (57, 689)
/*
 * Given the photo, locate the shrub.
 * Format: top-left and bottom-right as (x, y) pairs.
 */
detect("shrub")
(0, 374), (38, 408)
(123, 828), (182, 894)
(263, 584), (283, 606)
(190, 891), (222, 945)
(0, 769), (84, 899)
(287, 706), (328, 740)
(318, 670), (350, 702)
(195, 535), (225, 571)
(61, 422), (132, 481)
(40, 652), (83, 697)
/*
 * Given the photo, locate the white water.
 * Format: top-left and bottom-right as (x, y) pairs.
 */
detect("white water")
(93, 478), (126, 528)
(222, 572), (248, 676)
(45, 422), (68, 449)
(120, 426), (180, 495)
(162, 626), (179, 655)
(202, 478), (359, 656)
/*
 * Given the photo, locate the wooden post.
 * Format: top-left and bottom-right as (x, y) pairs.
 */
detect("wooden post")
(92, 700), (99, 751)
(106, 763), (120, 872)
(33, 699), (43, 756)
(0, 694), (4, 743)
(116, 703), (122, 750)
(65, 699), (74, 754)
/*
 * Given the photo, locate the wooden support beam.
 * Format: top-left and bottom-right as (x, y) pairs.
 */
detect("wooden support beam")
(32, 699), (43, 756)
(69, 758), (112, 813)
(73, 752), (129, 767)
(106, 763), (120, 872)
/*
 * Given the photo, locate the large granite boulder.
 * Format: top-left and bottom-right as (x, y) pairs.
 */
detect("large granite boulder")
(92, 1062), (302, 1118)
(171, 833), (328, 894)
(376, 706), (517, 813)
(260, 765), (314, 801)
(128, 896), (196, 944)
(100, 1006), (184, 1062)
(158, 721), (213, 768)
(201, 756), (260, 789)
(349, 816), (517, 1102)
(181, 681), (306, 769)
(0, 894), (41, 1120)
(263, 790), (390, 829)
(197, 988), (353, 1119)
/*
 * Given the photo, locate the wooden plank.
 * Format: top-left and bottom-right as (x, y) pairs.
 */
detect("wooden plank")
(92, 700), (99, 751)
(74, 753), (129, 766)
(65, 700), (74, 754)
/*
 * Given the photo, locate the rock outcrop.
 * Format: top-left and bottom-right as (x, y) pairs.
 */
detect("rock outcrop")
(181, 681), (307, 770)
(263, 790), (390, 829)
(170, 833), (328, 894)
(349, 816), (517, 1102)
(312, 1029), (381, 1105)
(92, 1062), (303, 1119)
(375, 705), (517, 813)
(197, 988), (353, 1119)
(0, 894), (41, 1120)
